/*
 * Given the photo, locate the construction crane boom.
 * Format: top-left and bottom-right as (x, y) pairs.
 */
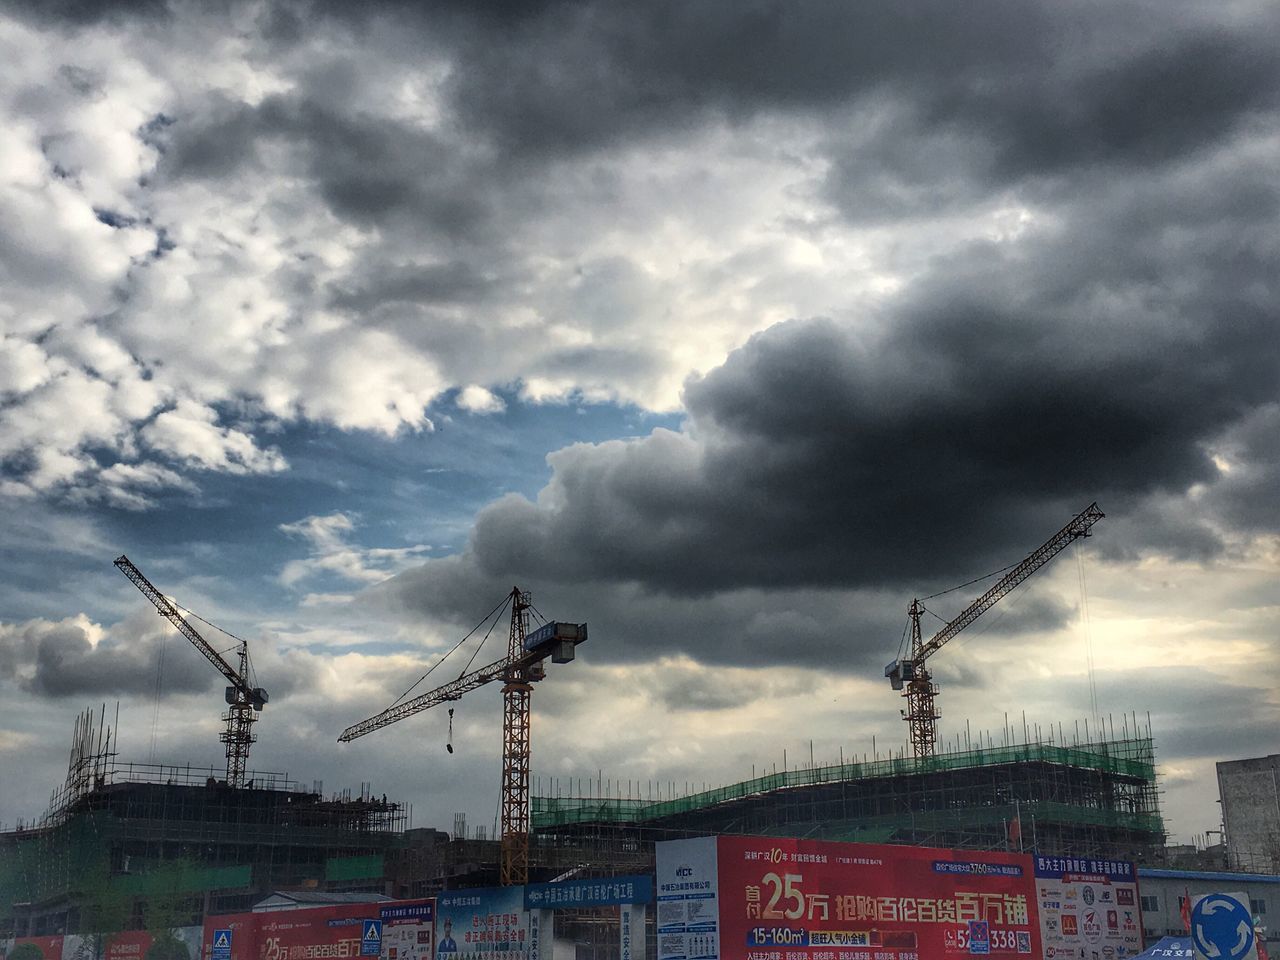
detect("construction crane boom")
(337, 587), (586, 886)
(114, 555), (268, 787)
(916, 503), (1105, 662)
(115, 556), (249, 693)
(885, 502), (1104, 758)
(339, 649), (540, 742)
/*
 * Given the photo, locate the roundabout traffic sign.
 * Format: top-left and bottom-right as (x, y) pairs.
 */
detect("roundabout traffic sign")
(1191, 893), (1256, 960)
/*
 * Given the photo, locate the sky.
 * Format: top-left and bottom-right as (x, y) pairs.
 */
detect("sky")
(1, 0), (1278, 848)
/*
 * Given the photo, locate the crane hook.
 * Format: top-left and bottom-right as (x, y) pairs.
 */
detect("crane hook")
(446, 708), (454, 754)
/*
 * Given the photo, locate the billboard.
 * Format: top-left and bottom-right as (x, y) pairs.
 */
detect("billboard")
(378, 900), (434, 960)
(3, 938), (64, 960)
(202, 904), (386, 960)
(59, 929), (205, 960)
(658, 835), (1043, 960)
(1033, 855), (1143, 959)
(435, 887), (528, 959)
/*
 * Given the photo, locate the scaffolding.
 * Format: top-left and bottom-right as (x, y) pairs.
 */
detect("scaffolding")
(1, 711), (407, 936)
(530, 734), (1165, 872)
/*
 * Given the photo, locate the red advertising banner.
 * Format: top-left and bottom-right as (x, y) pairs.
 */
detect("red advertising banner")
(104, 930), (157, 960)
(203, 904), (377, 960)
(660, 835), (1042, 960)
(7, 937), (64, 960)
(257, 904), (375, 960)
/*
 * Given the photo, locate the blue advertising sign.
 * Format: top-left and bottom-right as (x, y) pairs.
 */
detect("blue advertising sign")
(1033, 855), (1136, 881)
(360, 920), (383, 957)
(211, 930), (233, 960)
(525, 875), (653, 910)
(436, 886), (528, 958)
(380, 901), (434, 923)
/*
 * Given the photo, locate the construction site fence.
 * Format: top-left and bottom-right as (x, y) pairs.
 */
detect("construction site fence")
(532, 738), (1157, 829)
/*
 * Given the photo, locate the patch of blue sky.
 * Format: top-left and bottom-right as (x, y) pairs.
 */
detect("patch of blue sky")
(0, 394), (681, 635)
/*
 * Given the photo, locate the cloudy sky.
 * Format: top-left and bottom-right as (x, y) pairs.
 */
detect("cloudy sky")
(1, 0), (1278, 848)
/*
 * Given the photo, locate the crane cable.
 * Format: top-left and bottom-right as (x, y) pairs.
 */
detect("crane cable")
(173, 599), (259, 687)
(456, 596), (513, 678)
(146, 592), (254, 762)
(918, 558), (1022, 602)
(386, 591), (514, 710)
(441, 594), (546, 754)
(442, 603), (513, 758)
(1075, 540), (1100, 732)
(898, 558), (1024, 661)
(149, 623), (168, 763)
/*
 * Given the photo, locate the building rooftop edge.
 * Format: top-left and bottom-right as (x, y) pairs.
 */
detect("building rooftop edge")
(1138, 868), (1280, 884)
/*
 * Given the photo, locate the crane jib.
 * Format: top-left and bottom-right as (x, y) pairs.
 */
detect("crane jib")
(113, 553), (268, 788)
(918, 502), (1102, 661)
(885, 502), (1104, 758)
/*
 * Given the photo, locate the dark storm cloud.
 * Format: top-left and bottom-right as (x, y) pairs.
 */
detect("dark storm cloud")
(329, 261), (499, 311)
(0, 0), (170, 26)
(0, 618), (213, 698)
(0, 612), (318, 702)
(158, 93), (508, 244)
(645, 666), (808, 714)
(1090, 667), (1280, 762)
(1200, 403), (1280, 535)
(968, 27), (1280, 181)
(371, 123), (1279, 665)
(370, 557), (911, 671)
(435, 0), (1048, 158)
(122, 0), (1274, 219)
(371, 550), (1069, 676)
(354, 0), (1278, 186)
(454, 305), (1274, 597)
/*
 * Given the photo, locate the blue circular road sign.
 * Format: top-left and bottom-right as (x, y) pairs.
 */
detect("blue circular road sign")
(1191, 894), (1255, 960)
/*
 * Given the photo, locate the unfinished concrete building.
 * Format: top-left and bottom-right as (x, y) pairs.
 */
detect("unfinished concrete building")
(1218, 754), (1280, 873)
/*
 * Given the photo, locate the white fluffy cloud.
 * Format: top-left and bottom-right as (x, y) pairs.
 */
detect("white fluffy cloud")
(455, 385), (506, 415)
(279, 512), (429, 589)
(0, 4), (1016, 506)
(142, 400), (286, 474)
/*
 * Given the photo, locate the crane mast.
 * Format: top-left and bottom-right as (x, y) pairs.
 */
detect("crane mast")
(500, 590), (533, 887)
(114, 555), (268, 787)
(886, 502), (1104, 758)
(338, 587), (586, 885)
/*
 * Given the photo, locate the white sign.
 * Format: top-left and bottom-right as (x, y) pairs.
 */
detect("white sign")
(656, 837), (720, 960)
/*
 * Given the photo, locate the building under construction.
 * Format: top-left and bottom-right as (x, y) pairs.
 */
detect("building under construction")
(0, 707), (407, 937)
(4, 703), (1171, 939)
(528, 731), (1166, 874)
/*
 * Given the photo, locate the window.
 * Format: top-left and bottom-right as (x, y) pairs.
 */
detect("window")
(1141, 895), (1160, 913)
(1251, 898), (1267, 916)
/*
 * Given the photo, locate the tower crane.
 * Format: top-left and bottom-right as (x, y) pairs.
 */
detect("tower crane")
(338, 587), (586, 886)
(885, 502), (1104, 758)
(114, 555), (268, 787)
